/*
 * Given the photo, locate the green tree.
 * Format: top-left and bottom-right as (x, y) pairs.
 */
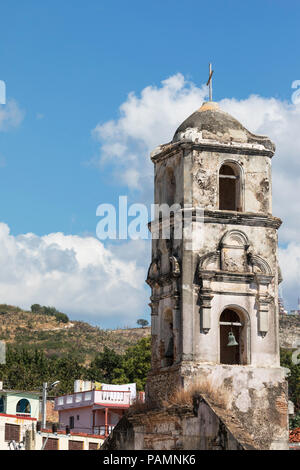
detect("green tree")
(87, 347), (122, 382)
(53, 312), (69, 323)
(31, 304), (42, 314)
(280, 349), (300, 411)
(137, 319), (149, 328)
(113, 336), (151, 390)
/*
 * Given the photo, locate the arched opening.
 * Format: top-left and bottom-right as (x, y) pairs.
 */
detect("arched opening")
(0, 396), (4, 413)
(16, 398), (31, 415)
(219, 163), (242, 211)
(165, 167), (176, 206)
(219, 308), (249, 365)
(162, 309), (174, 367)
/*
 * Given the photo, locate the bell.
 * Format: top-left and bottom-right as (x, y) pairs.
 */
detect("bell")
(227, 331), (238, 347)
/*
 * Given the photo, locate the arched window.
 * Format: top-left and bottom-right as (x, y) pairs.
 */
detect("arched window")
(165, 167), (176, 206)
(219, 308), (249, 365)
(219, 163), (242, 211)
(162, 309), (174, 367)
(0, 396), (4, 413)
(16, 399), (31, 415)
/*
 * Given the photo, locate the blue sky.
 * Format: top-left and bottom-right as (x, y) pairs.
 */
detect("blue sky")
(0, 1), (300, 326)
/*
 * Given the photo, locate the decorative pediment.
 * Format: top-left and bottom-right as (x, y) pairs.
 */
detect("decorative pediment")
(247, 253), (272, 276)
(219, 230), (249, 273)
(197, 230), (273, 280)
(219, 230), (249, 249)
(147, 254), (181, 287)
(146, 259), (160, 286)
(198, 251), (220, 271)
(169, 255), (181, 277)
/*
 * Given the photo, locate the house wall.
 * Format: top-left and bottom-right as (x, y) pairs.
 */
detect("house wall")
(35, 431), (103, 450)
(2, 393), (39, 419)
(58, 407), (124, 433)
(59, 407), (93, 433)
(0, 414), (36, 450)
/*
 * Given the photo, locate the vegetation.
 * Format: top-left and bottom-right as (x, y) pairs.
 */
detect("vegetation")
(280, 348), (300, 428)
(31, 304), (69, 323)
(0, 305), (150, 364)
(137, 319), (149, 328)
(290, 412), (300, 430)
(87, 337), (151, 390)
(0, 303), (299, 413)
(0, 337), (151, 393)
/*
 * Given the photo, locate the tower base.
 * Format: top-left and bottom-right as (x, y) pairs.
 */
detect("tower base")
(146, 363), (289, 450)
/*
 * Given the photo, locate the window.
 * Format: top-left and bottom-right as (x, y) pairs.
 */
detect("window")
(163, 309), (174, 367)
(16, 398), (31, 415)
(219, 163), (242, 211)
(5, 424), (20, 442)
(69, 416), (74, 429)
(165, 167), (176, 206)
(219, 307), (249, 365)
(43, 437), (59, 450)
(219, 309), (241, 365)
(89, 442), (99, 450)
(69, 440), (84, 450)
(0, 396), (4, 413)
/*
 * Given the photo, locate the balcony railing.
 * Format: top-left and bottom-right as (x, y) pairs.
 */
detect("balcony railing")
(55, 389), (131, 410)
(93, 425), (115, 436)
(16, 412), (31, 418)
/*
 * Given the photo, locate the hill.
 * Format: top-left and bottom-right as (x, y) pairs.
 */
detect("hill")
(0, 303), (299, 364)
(0, 304), (150, 364)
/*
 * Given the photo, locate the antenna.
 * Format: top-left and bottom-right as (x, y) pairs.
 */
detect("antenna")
(206, 63), (214, 101)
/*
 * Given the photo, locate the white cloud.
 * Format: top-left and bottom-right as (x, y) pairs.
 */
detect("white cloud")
(219, 95), (300, 248)
(92, 75), (300, 309)
(279, 243), (300, 311)
(92, 74), (207, 191)
(0, 76), (298, 322)
(0, 223), (149, 327)
(0, 99), (24, 131)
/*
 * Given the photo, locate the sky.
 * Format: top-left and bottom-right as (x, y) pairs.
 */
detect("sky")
(0, 0), (300, 327)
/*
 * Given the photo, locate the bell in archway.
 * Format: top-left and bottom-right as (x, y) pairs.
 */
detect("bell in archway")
(227, 331), (238, 347)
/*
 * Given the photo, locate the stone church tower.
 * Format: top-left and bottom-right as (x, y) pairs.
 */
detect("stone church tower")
(145, 101), (289, 449)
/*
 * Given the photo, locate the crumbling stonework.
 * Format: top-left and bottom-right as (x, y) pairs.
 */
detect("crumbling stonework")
(279, 314), (300, 349)
(146, 364), (288, 450)
(102, 395), (255, 450)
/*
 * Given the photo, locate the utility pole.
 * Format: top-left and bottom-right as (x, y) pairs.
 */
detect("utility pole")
(41, 382), (47, 429)
(41, 380), (60, 430)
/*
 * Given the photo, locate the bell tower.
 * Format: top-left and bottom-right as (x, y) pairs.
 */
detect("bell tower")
(146, 100), (289, 449)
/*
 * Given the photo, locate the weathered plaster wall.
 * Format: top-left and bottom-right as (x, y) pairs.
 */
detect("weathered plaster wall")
(279, 315), (300, 349)
(191, 150), (272, 214)
(146, 363), (289, 450)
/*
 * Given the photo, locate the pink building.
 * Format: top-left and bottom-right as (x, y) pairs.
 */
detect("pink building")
(54, 388), (132, 438)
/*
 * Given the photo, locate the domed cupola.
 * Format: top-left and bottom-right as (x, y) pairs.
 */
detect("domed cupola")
(173, 101), (275, 154)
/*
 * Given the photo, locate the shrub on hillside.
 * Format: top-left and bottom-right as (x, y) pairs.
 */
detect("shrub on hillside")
(30, 304), (69, 323)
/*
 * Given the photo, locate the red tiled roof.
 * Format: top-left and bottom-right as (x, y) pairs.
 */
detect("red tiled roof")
(289, 428), (300, 443)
